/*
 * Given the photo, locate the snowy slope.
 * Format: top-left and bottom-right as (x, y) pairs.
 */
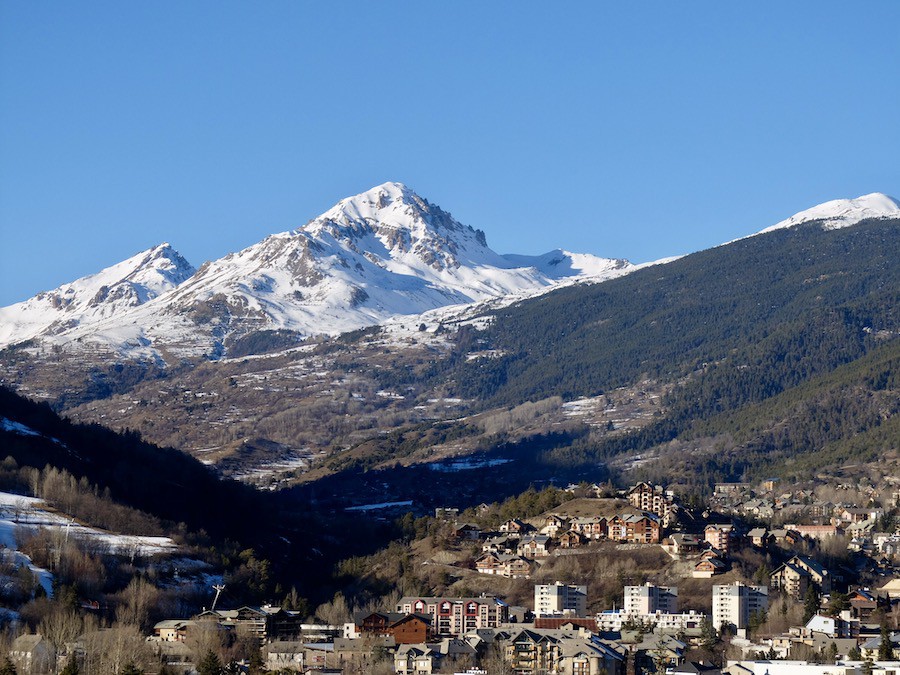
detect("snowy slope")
(758, 192), (900, 235)
(0, 244), (195, 346)
(19, 183), (632, 358)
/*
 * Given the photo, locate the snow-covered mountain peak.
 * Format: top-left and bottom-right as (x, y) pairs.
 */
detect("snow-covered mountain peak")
(760, 192), (900, 235)
(0, 184), (634, 357)
(295, 182), (490, 273)
(0, 243), (196, 346)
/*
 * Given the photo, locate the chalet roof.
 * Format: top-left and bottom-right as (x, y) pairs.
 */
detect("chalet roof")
(588, 637), (628, 659)
(333, 637), (394, 651)
(672, 662), (722, 674)
(671, 533), (701, 544)
(572, 516), (607, 524)
(264, 641), (306, 654)
(559, 639), (604, 658)
(11, 634), (45, 652)
(772, 561), (808, 578)
(860, 632), (900, 649)
(429, 637), (477, 656)
(154, 619), (193, 630)
(390, 613), (432, 628)
(793, 555), (828, 578)
(878, 578), (900, 596)
(395, 644), (433, 657)
(747, 528), (768, 538)
(508, 628), (559, 644)
(352, 610), (406, 624)
(851, 589), (877, 602)
(398, 595), (504, 606)
(520, 534), (550, 544)
(696, 557), (726, 570)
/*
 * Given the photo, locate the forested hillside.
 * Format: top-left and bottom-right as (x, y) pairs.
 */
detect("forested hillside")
(426, 218), (898, 406)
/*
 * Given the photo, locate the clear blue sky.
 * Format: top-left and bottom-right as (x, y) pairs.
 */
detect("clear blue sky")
(2, 2), (898, 305)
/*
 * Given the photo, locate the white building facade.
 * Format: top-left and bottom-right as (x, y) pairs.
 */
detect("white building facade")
(534, 582), (588, 617)
(712, 582), (768, 632)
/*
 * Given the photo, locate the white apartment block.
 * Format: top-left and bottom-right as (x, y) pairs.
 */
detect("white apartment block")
(624, 583), (678, 615)
(597, 609), (706, 632)
(712, 582), (768, 632)
(534, 582), (588, 617)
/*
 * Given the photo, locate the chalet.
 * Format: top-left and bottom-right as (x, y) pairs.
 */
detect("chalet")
(263, 641), (305, 671)
(541, 514), (570, 537)
(352, 611), (434, 644)
(10, 635), (52, 675)
(518, 534), (550, 558)
(474, 553), (533, 578)
(193, 605), (304, 642)
(625, 513), (661, 544)
(500, 519), (532, 534)
(860, 631), (900, 660)
(482, 534), (516, 554)
(558, 530), (586, 549)
(353, 610), (405, 637)
(391, 614), (434, 644)
(769, 561), (811, 599)
(848, 588), (890, 620)
(571, 516), (608, 539)
(434, 507), (459, 520)
(805, 614), (853, 639)
(663, 533), (702, 556)
(693, 555), (727, 578)
(704, 524), (734, 557)
(790, 524), (841, 540)
(503, 555), (534, 578)
(839, 507), (883, 524)
(627, 482), (676, 526)
(452, 523), (482, 541)
(714, 483), (750, 495)
(879, 578), (900, 599)
(558, 637), (627, 675)
(153, 619), (194, 642)
(608, 513), (661, 544)
(394, 638), (477, 674)
(770, 555), (832, 598)
(747, 528), (773, 549)
(505, 629), (561, 673)
(394, 645), (435, 675)
(475, 552), (503, 574)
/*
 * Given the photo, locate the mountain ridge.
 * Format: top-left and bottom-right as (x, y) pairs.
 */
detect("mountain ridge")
(0, 243), (195, 347)
(0, 182), (635, 358)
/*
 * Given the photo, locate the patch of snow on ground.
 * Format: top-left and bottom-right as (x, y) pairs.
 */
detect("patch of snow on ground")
(0, 491), (177, 559)
(0, 418), (41, 437)
(344, 500), (414, 512)
(428, 458), (512, 472)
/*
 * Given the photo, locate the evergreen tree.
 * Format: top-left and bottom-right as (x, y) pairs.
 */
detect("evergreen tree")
(802, 585), (820, 623)
(119, 663), (143, 675)
(197, 650), (223, 675)
(878, 622), (895, 661)
(862, 656), (874, 675)
(0, 658), (17, 675)
(59, 656), (78, 675)
(699, 618), (718, 651)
